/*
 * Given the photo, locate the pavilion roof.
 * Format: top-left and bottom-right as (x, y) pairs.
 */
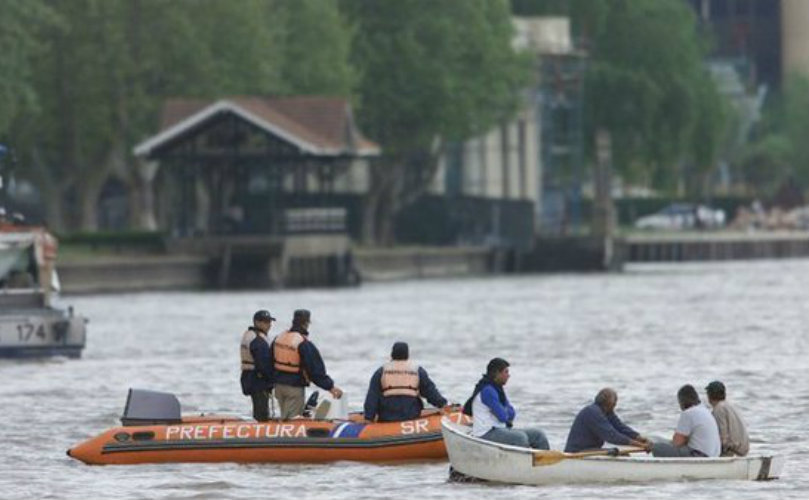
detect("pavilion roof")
(133, 96), (380, 158)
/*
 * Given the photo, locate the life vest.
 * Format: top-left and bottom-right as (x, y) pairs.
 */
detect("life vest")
(240, 327), (268, 371)
(381, 360), (420, 397)
(273, 330), (307, 375)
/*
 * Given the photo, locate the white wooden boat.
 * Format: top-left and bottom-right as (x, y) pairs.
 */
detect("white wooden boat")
(442, 418), (784, 485)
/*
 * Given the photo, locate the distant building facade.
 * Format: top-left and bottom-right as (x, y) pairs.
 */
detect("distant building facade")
(409, 17), (584, 245)
(685, 0), (809, 86)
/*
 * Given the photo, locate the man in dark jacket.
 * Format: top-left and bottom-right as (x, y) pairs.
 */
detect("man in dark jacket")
(564, 388), (650, 452)
(239, 310), (275, 421)
(270, 309), (343, 419)
(363, 342), (448, 422)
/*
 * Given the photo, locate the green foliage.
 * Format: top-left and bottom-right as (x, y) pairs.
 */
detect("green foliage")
(513, 0), (730, 194)
(344, 0), (531, 152)
(277, 0), (355, 95)
(341, 0), (531, 242)
(687, 70), (730, 195)
(6, 0), (355, 231)
(0, 0), (58, 134)
(586, 1), (707, 179)
(739, 74), (809, 194)
(779, 75), (809, 187)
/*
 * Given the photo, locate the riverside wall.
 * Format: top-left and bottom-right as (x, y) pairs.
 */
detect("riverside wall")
(58, 246), (493, 294)
(57, 233), (809, 294)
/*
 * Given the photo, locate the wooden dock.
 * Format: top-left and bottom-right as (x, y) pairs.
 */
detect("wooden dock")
(625, 231), (809, 262)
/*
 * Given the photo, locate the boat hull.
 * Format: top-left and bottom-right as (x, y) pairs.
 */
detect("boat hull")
(0, 310), (86, 359)
(442, 419), (784, 484)
(69, 411), (470, 465)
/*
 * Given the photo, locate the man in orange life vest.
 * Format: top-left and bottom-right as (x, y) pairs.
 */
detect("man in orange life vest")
(270, 309), (343, 420)
(363, 342), (448, 422)
(240, 310), (275, 422)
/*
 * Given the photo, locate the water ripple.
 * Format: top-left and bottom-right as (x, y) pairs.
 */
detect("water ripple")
(1, 259), (807, 499)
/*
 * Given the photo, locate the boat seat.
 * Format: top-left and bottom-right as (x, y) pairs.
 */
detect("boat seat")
(313, 400), (331, 420)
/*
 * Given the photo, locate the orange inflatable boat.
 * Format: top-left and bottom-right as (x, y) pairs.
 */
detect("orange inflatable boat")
(68, 389), (470, 465)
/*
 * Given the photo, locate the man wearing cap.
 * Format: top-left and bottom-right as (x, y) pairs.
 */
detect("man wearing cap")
(363, 342), (449, 422)
(462, 358), (550, 449)
(240, 310), (275, 422)
(706, 381), (750, 456)
(270, 309), (343, 420)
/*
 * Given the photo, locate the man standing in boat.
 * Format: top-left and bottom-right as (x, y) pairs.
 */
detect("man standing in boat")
(463, 358), (550, 449)
(363, 341), (449, 422)
(652, 384), (721, 457)
(564, 388), (651, 453)
(705, 381), (750, 456)
(240, 310), (275, 422)
(270, 309), (343, 420)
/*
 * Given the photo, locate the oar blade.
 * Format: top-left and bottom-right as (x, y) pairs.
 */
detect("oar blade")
(532, 446), (647, 467)
(532, 450), (567, 467)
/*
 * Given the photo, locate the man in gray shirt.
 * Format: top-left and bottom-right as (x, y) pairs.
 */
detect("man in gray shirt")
(652, 384), (721, 458)
(706, 381), (750, 456)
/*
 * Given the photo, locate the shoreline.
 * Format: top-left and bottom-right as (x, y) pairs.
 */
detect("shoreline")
(57, 231), (809, 294)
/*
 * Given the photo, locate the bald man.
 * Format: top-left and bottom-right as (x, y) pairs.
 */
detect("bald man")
(564, 388), (650, 453)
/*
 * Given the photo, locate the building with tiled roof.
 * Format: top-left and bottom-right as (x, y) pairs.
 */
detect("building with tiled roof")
(132, 96), (380, 239)
(135, 96), (379, 158)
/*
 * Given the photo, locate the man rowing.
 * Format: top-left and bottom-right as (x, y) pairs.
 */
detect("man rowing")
(564, 388), (650, 453)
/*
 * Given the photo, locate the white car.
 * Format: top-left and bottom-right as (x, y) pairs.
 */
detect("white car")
(634, 203), (725, 230)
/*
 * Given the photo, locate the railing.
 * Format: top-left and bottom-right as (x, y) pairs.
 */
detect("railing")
(283, 208), (347, 234)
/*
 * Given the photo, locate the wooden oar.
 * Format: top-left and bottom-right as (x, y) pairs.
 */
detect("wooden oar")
(533, 446), (647, 467)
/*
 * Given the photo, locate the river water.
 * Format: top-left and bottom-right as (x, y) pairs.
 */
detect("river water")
(1, 259), (807, 499)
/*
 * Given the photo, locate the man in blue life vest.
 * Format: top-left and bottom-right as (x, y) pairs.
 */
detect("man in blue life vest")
(270, 309), (343, 420)
(363, 341), (449, 422)
(239, 309), (275, 422)
(564, 388), (651, 453)
(463, 358), (550, 449)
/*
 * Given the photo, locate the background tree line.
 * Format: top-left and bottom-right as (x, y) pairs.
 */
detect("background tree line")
(2, 0), (354, 232)
(3, 0), (799, 240)
(514, 0), (809, 203)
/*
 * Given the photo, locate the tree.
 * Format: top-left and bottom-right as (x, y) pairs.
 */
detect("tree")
(686, 70), (730, 197)
(0, 0), (56, 135)
(8, 0), (357, 231)
(512, 0), (729, 195)
(342, 0), (531, 244)
(739, 74), (809, 196)
(277, 0), (355, 96)
(585, 1), (707, 189)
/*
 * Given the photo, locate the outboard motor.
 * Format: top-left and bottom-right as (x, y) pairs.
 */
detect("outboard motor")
(121, 388), (182, 426)
(302, 391), (319, 418)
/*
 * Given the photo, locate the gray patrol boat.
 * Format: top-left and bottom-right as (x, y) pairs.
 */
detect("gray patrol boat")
(0, 229), (86, 358)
